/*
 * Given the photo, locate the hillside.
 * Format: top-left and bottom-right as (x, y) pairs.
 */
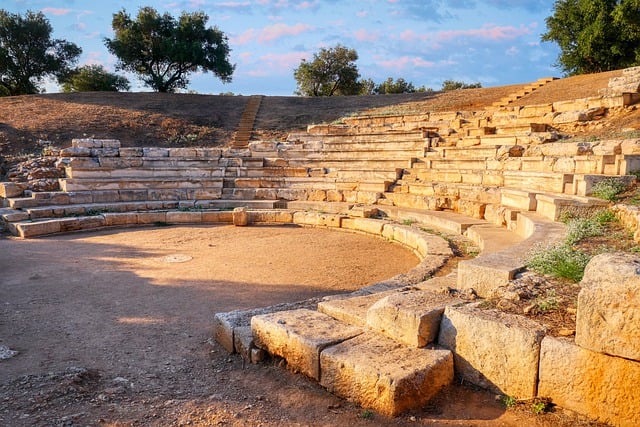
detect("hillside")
(1, 69), (639, 176)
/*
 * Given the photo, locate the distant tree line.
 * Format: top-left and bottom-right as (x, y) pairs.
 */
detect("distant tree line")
(1, 1), (640, 96)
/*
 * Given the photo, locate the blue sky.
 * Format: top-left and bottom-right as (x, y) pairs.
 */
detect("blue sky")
(5, 0), (561, 95)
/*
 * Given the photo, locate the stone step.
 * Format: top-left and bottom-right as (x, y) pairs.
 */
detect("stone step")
(278, 158), (414, 169)
(65, 167), (226, 179)
(59, 178), (224, 192)
(250, 308), (453, 417)
(287, 131), (426, 144)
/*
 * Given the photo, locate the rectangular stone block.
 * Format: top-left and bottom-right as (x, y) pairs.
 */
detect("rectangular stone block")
(166, 211), (203, 224)
(251, 309), (363, 380)
(202, 211), (233, 223)
(0, 182), (28, 198)
(366, 290), (456, 347)
(137, 211), (167, 224)
(317, 290), (399, 327)
(438, 304), (546, 398)
(538, 336), (640, 427)
(169, 148), (197, 157)
(320, 332), (453, 417)
(292, 211), (343, 227)
(118, 147), (144, 157)
(340, 217), (387, 235)
(60, 215), (105, 232)
(72, 138), (103, 149)
(103, 212), (138, 226)
(576, 253), (640, 361)
(248, 210), (294, 223)
(16, 220), (61, 238)
(143, 147), (170, 158)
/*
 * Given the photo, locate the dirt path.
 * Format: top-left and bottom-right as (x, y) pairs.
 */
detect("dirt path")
(1, 225), (594, 426)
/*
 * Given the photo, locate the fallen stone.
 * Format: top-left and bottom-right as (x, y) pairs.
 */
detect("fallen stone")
(317, 289), (400, 327)
(320, 332), (453, 417)
(251, 309), (363, 380)
(366, 289), (457, 347)
(0, 345), (18, 360)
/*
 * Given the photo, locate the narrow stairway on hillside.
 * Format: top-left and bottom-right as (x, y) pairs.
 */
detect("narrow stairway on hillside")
(233, 95), (264, 148)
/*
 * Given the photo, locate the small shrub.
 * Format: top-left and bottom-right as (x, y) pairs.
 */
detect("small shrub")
(501, 395), (517, 408)
(525, 243), (591, 282)
(590, 178), (627, 201)
(531, 401), (548, 415)
(564, 217), (605, 245)
(537, 290), (559, 312)
(402, 218), (416, 226)
(360, 409), (375, 419)
(591, 208), (616, 225)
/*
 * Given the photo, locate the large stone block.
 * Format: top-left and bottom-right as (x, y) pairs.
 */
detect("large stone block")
(166, 211), (203, 224)
(320, 332), (453, 417)
(538, 336), (640, 427)
(438, 304), (546, 398)
(251, 309), (362, 380)
(292, 211), (343, 227)
(576, 252), (640, 361)
(317, 290), (399, 327)
(16, 219), (61, 238)
(366, 289), (456, 347)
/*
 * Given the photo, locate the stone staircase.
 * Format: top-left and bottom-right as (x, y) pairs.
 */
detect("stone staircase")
(233, 95), (263, 148)
(490, 77), (558, 108)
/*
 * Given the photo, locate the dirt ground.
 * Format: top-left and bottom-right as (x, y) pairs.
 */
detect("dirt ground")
(0, 225), (600, 427)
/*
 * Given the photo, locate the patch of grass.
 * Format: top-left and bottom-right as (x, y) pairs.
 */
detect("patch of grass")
(564, 217), (605, 245)
(531, 398), (551, 415)
(402, 218), (417, 226)
(501, 395), (517, 408)
(525, 242), (591, 283)
(591, 178), (628, 201)
(536, 289), (560, 312)
(360, 409), (375, 419)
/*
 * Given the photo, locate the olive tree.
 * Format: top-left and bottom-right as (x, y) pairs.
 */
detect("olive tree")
(293, 45), (361, 96)
(105, 7), (234, 92)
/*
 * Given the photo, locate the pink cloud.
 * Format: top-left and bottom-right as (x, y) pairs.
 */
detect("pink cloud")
(353, 28), (380, 43)
(41, 8), (72, 16)
(231, 28), (257, 46)
(257, 23), (315, 43)
(377, 56), (436, 70)
(437, 24), (532, 42)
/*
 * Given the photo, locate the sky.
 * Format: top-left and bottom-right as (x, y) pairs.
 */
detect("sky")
(5, 0), (562, 96)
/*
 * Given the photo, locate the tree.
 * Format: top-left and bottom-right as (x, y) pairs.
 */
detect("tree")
(542, 0), (640, 75)
(375, 77), (418, 94)
(62, 65), (130, 92)
(0, 10), (81, 96)
(441, 80), (482, 91)
(294, 45), (361, 96)
(105, 7), (234, 93)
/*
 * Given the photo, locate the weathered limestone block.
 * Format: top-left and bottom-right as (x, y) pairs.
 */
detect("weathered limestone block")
(16, 219), (61, 238)
(119, 147), (144, 157)
(60, 215), (105, 232)
(340, 217), (387, 235)
(232, 207), (249, 226)
(366, 290), (456, 347)
(103, 212), (138, 226)
(166, 211), (203, 224)
(317, 290), (399, 327)
(59, 146), (91, 157)
(538, 336), (640, 427)
(142, 147), (170, 158)
(248, 210), (294, 224)
(137, 211), (167, 224)
(320, 332), (453, 417)
(202, 211), (233, 223)
(438, 304), (546, 398)
(168, 148), (197, 157)
(72, 138), (105, 149)
(292, 211), (343, 227)
(251, 309), (363, 380)
(0, 182), (28, 198)
(576, 252), (640, 361)
(195, 148), (222, 158)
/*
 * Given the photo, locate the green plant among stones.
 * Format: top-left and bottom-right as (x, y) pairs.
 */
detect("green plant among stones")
(360, 409), (375, 419)
(501, 395), (517, 408)
(525, 242), (591, 283)
(590, 178), (628, 201)
(536, 289), (560, 312)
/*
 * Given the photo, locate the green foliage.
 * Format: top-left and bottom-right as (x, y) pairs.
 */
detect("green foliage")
(531, 400), (549, 415)
(441, 80), (482, 91)
(105, 7), (234, 93)
(360, 409), (375, 419)
(0, 9), (82, 95)
(501, 395), (517, 408)
(565, 216), (605, 245)
(541, 0), (640, 75)
(525, 242), (591, 282)
(591, 178), (628, 201)
(537, 289), (560, 312)
(62, 65), (130, 93)
(293, 44), (361, 96)
(374, 77), (429, 94)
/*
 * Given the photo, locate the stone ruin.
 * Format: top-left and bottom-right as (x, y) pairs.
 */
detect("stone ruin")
(2, 67), (640, 425)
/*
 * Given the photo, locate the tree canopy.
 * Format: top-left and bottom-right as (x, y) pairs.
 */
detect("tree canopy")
(293, 45), (361, 96)
(105, 7), (234, 93)
(0, 10), (81, 96)
(441, 80), (482, 91)
(61, 65), (130, 93)
(542, 0), (640, 75)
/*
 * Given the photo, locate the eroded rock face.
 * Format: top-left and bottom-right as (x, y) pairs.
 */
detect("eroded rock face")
(576, 252), (640, 361)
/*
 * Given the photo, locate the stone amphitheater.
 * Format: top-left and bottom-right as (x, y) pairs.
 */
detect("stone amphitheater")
(2, 68), (640, 426)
